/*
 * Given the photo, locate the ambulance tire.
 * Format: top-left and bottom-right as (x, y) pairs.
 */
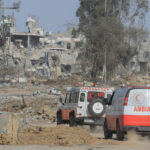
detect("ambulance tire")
(57, 111), (62, 125)
(104, 120), (113, 139)
(116, 122), (124, 141)
(69, 112), (77, 127)
(88, 99), (105, 117)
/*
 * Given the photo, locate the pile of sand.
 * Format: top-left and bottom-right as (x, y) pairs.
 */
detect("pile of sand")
(17, 125), (100, 146)
(0, 134), (10, 145)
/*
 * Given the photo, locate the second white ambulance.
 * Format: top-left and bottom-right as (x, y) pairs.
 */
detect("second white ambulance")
(104, 86), (150, 140)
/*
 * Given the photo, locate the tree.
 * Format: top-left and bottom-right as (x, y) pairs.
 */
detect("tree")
(76, 0), (149, 81)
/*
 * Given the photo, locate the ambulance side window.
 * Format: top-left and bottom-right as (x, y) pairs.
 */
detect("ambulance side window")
(65, 93), (70, 104)
(112, 89), (124, 106)
(70, 93), (73, 103)
(70, 92), (76, 103)
(75, 92), (79, 103)
(80, 93), (85, 102)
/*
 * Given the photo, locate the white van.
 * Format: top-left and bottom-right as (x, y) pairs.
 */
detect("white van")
(104, 86), (150, 140)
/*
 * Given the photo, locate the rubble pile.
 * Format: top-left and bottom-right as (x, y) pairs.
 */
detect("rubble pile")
(2, 96), (59, 127)
(0, 134), (10, 145)
(0, 80), (66, 127)
(17, 125), (100, 146)
(120, 74), (150, 86)
(36, 105), (56, 122)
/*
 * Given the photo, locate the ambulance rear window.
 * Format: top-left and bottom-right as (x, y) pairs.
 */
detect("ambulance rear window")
(128, 89), (149, 106)
(88, 92), (104, 101)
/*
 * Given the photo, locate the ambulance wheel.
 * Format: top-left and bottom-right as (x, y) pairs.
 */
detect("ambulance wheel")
(116, 122), (124, 141)
(57, 111), (62, 125)
(104, 120), (112, 139)
(69, 113), (77, 127)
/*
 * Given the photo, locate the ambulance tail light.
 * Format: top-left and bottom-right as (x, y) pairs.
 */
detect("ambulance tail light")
(124, 97), (128, 106)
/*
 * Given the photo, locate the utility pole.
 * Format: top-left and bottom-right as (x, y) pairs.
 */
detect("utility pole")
(0, 0), (21, 74)
(103, 0), (107, 83)
(0, 0), (4, 19)
(0, 0), (2, 19)
(0, 0), (7, 72)
(0, 0), (5, 37)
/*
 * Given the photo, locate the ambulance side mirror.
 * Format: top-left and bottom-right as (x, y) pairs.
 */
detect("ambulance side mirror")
(107, 92), (115, 105)
(107, 94), (112, 105)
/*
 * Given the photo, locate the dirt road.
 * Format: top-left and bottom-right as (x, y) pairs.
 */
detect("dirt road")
(0, 143), (149, 150)
(1, 125), (149, 150)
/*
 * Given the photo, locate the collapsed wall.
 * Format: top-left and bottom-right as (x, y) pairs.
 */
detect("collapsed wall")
(0, 44), (82, 81)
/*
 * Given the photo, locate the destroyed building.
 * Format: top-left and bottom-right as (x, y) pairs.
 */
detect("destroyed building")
(0, 14), (83, 81)
(129, 39), (150, 73)
(11, 17), (45, 49)
(28, 30), (83, 79)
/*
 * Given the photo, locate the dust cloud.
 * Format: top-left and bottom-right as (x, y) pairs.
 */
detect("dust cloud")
(127, 130), (150, 147)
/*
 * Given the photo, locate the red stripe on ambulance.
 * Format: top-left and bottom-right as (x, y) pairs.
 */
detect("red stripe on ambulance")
(124, 115), (150, 126)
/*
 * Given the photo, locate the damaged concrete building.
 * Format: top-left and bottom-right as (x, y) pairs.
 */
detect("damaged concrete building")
(28, 48), (80, 79)
(11, 17), (45, 49)
(0, 15), (82, 81)
(22, 25), (83, 79)
(129, 39), (150, 73)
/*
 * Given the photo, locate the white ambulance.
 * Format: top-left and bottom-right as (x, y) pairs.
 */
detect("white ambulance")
(104, 86), (150, 140)
(57, 87), (113, 128)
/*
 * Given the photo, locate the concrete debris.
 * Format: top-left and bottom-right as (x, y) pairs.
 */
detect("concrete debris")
(0, 82), (10, 88)
(32, 91), (41, 96)
(18, 77), (27, 83)
(7, 114), (19, 144)
(120, 74), (150, 86)
(62, 73), (71, 79)
(0, 96), (23, 103)
(83, 81), (93, 87)
(0, 89), (60, 103)
(0, 113), (10, 134)
(37, 105), (56, 122)
(49, 88), (62, 95)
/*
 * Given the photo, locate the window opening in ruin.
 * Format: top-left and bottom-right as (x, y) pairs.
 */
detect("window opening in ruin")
(61, 64), (71, 73)
(67, 43), (71, 49)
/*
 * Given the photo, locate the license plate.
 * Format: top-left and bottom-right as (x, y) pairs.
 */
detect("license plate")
(84, 119), (94, 123)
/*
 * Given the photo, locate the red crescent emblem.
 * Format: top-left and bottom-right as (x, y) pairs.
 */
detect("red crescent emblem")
(135, 95), (140, 102)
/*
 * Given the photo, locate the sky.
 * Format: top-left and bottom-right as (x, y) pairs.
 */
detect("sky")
(4, 0), (150, 33)
(4, 0), (80, 33)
